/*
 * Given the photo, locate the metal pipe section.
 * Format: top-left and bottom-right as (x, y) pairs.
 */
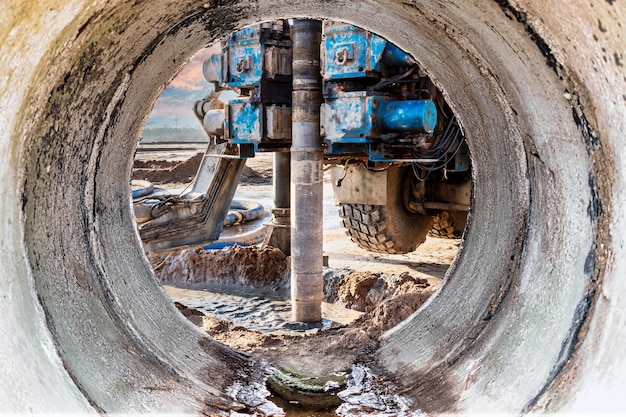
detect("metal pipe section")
(267, 151), (291, 255)
(274, 152), (291, 209)
(290, 19), (324, 322)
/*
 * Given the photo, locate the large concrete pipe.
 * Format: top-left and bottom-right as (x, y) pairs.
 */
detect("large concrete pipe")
(2, 0), (625, 414)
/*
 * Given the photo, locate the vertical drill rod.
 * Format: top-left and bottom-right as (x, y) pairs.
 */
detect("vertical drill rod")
(290, 19), (323, 322)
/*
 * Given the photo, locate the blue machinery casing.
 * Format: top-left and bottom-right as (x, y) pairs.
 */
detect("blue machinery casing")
(322, 21), (416, 79)
(321, 91), (437, 156)
(201, 22), (293, 151)
(199, 20), (454, 163)
(380, 100), (437, 132)
(225, 98), (262, 144)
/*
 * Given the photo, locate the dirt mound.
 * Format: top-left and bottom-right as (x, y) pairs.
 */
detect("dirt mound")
(331, 271), (433, 344)
(133, 159), (179, 169)
(152, 245), (289, 287)
(132, 152), (203, 185)
(240, 165), (272, 185)
(170, 265), (434, 376)
(244, 271), (433, 375)
(132, 152), (271, 187)
(336, 272), (381, 311)
(325, 270), (430, 313)
(360, 290), (432, 331)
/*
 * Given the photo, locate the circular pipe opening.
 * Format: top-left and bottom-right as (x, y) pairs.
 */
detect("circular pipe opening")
(130, 24), (469, 413)
(19, 0), (597, 414)
(133, 18), (467, 330)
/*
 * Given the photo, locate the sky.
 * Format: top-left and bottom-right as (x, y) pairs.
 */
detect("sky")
(144, 47), (215, 130)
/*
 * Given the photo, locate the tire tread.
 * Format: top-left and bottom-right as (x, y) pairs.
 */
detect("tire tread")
(338, 203), (404, 254)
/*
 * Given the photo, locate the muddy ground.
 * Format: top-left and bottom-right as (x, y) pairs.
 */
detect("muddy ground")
(133, 145), (460, 409)
(153, 244), (435, 374)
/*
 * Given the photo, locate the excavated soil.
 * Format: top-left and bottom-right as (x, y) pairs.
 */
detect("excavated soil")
(133, 150), (272, 186)
(132, 152), (203, 185)
(151, 245), (289, 287)
(134, 149), (455, 377)
(158, 245), (435, 375)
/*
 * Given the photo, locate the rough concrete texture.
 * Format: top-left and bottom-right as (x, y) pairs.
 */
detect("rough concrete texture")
(1, 0), (624, 415)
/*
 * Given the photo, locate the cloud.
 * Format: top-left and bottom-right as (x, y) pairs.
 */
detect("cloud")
(144, 47), (218, 129)
(168, 52), (209, 92)
(167, 44), (221, 92)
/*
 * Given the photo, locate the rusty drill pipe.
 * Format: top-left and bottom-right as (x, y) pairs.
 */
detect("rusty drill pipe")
(290, 19), (324, 322)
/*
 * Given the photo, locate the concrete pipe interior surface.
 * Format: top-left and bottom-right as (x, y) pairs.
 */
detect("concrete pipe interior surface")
(1, 0), (625, 414)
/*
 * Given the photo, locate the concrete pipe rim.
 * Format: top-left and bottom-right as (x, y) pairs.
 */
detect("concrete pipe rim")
(17, 0), (609, 414)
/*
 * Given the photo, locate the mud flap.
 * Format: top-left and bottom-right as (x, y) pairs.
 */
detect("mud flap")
(331, 164), (388, 205)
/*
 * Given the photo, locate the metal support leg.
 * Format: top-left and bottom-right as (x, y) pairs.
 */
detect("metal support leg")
(268, 151), (291, 255)
(290, 19), (323, 322)
(138, 141), (245, 254)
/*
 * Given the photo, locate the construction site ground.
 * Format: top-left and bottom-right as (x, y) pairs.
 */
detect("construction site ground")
(132, 143), (461, 413)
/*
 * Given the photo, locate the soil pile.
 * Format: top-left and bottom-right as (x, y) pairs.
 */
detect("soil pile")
(152, 245), (289, 287)
(324, 270), (431, 313)
(132, 152), (203, 184)
(162, 247), (435, 376)
(240, 165), (272, 185)
(244, 268), (434, 375)
(132, 152), (271, 186)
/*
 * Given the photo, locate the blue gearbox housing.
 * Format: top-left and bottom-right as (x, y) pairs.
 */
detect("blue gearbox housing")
(322, 91), (437, 160)
(197, 20), (467, 169)
(199, 21), (293, 153)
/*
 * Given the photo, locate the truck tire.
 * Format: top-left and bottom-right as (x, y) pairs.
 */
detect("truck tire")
(339, 167), (434, 254)
(339, 204), (433, 254)
(3, 0), (624, 415)
(428, 210), (466, 239)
